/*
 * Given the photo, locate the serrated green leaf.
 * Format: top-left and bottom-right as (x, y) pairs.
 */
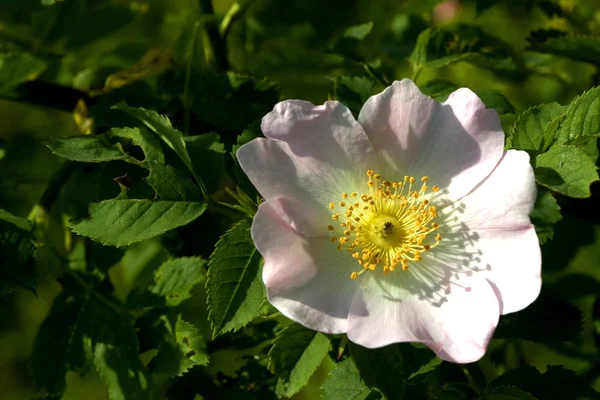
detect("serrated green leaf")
(269, 324), (331, 398)
(0, 52), (47, 92)
(486, 385), (537, 400)
(207, 219), (265, 336)
(148, 314), (209, 377)
(127, 257), (205, 307)
(107, 127), (165, 165)
(0, 209), (37, 296)
(31, 294), (112, 397)
(530, 34), (600, 65)
(401, 343), (442, 380)
(320, 358), (382, 400)
(146, 164), (202, 201)
(71, 200), (206, 247)
(350, 343), (406, 399)
(334, 76), (375, 117)
(184, 133), (225, 193)
(94, 316), (154, 400)
(509, 103), (565, 152)
(495, 288), (582, 342)
(46, 135), (141, 165)
(113, 102), (195, 176)
(487, 365), (598, 400)
(553, 86), (600, 154)
(529, 188), (561, 244)
(535, 145), (598, 198)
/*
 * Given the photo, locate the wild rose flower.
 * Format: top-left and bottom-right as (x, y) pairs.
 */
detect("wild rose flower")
(237, 79), (541, 363)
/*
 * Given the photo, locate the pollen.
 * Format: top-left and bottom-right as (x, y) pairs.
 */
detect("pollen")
(327, 171), (443, 280)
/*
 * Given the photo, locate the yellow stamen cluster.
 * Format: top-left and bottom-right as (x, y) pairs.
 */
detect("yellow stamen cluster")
(329, 170), (442, 280)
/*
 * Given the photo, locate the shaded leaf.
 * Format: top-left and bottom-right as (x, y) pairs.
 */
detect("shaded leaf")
(350, 342), (406, 399)
(486, 386), (537, 400)
(535, 145), (598, 198)
(529, 33), (600, 66)
(107, 127), (165, 165)
(269, 323), (331, 398)
(0, 209), (37, 296)
(71, 200), (206, 247)
(320, 358), (382, 400)
(207, 219), (265, 336)
(552, 273), (600, 300)
(0, 52), (47, 92)
(420, 80), (514, 114)
(94, 316), (154, 400)
(184, 133), (225, 193)
(334, 76), (375, 117)
(529, 187), (561, 244)
(127, 257), (206, 308)
(146, 165), (202, 201)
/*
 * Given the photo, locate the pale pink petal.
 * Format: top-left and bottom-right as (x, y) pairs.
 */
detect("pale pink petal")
(238, 100), (377, 236)
(358, 79), (504, 202)
(252, 198), (358, 333)
(470, 227), (541, 315)
(447, 150), (536, 231)
(347, 269), (499, 363)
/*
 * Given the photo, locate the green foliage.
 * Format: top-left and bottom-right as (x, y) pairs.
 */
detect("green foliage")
(535, 145), (598, 198)
(509, 103), (566, 152)
(207, 219), (265, 337)
(334, 76), (376, 117)
(320, 358), (382, 400)
(0, 209), (37, 296)
(350, 343), (406, 399)
(269, 323), (331, 397)
(127, 257), (206, 308)
(485, 386), (537, 400)
(529, 188), (562, 244)
(529, 31), (600, 65)
(419, 79), (515, 113)
(46, 135), (142, 165)
(71, 200), (207, 247)
(0, 52), (47, 93)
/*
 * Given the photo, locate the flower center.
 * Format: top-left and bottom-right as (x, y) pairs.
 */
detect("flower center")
(328, 170), (442, 280)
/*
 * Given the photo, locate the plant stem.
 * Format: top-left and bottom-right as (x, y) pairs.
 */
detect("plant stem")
(461, 365), (481, 395)
(198, 0), (229, 72)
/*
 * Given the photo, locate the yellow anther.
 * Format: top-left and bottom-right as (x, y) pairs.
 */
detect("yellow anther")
(328, 225), (335, 231)
(432, 186), (440, 192)
(339, 201), (346, 207)
(367, 170), (374, 176)
(368, 181), (374, 187)
(409, 177), (415, 184)
(342, 193), (348, 198)
(373, 174), (381, 180)
(332, 214), (340, 220)
(351, 192), (357, 197)
(432, 223), (440, 229)
(435, 233), (442, 241)
(331, 236), (338, 242)
(351, 272), (358, 280)
(352, 252), (360, 259)
(421, 176), (429, 182)
(329, 202), (335, 209)
(344, 230), (351, 235)
(423, 244), (431, 250)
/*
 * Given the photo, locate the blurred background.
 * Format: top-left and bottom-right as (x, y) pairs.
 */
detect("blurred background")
(1, 0), (600, 398)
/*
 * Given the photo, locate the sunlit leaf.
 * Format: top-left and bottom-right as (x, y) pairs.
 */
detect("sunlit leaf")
(320, 358), (382, 400)
(71, 200), (206, 247)
(46, 135), (141, 165)
(509, 103), (565, 152)
(269, 323), (331, 398)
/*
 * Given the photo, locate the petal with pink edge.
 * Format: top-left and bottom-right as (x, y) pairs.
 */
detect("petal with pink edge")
(238, 100), (377, 236)
(347, 267), (500, 363)
(358, 79), (505, 202)
(449, 150), (536, 231)
(252, 198), (358, 334)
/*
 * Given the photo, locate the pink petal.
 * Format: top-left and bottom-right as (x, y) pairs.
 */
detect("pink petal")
(358, 79), (505, 202)
(472, 227), (541, 315)
(252, 197), (358, 333)
(451, 150), (536, 231)
(347, 269), (500, 363)
(238, 100), (377, 236)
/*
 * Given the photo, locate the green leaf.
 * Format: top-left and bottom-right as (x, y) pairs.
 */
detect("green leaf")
(343, 21), (374, 40)
(269, 324), (331, 398)
(94, 316), (154, 400)
(401, 343), (442, 380)
(107, 127), (165, 165)
(535, 145), (598, 198)
(320, 358), (382, 400)
(127, 257), (206, 307)
(31, 294), (113, 397)
(509, 103), (565, 152)
(410, 26), (515, 70)
(553, 86), (600, 149)
(529, 34), (600, 65)
(420, 80), (514, 114)
(71, 200), (206, 247)
(184, 133), (225, 193)
(495, 288), (582, 342)
(350, 343), (406, 399)
(0, 52), (47, 92)
(46, 135), (141, 165)
(529, 188), (561, 244)
(0, 209), (37, 296)
(147, 313), (209, 377)
(207, 219), (265, 337)
(486, 386), (537, 400)
(146, 165), (202, 201)
(487, 366), (598, 400)
(113, 102), (195, 177)
(334, 76), (375, 117)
